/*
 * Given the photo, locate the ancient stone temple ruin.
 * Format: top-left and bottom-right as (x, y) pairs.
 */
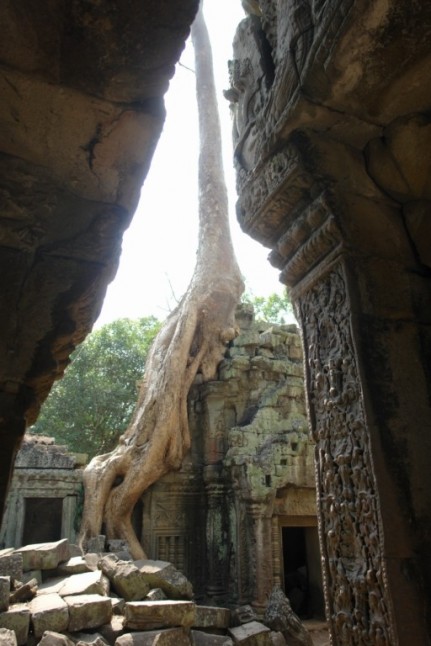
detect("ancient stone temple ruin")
(140, 306), (324, 619)
(0, 436), (84, 549)
(1, 2), (431, 644)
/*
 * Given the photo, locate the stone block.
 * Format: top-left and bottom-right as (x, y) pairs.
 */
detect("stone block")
(0, 550), (23, 582)
(0, 603), (31, 646)
(116, 627), (191, 646)
(231, 606), (258, 626)
(64, 594), (112, 632)
(269, 632), (286, 646)
(146, 588), (167, 601)
(14, 539), (70, 571)
(228, 622), (271, 646)
(72, 633), (110, 645)
(0, 576), (10, 612)
(124, 600), (196, 631)
(191, 631), (233, 646)
(134, 560), (193, 600)
(39, 571), (109, 597)
(99, 555), (150, 601)
(0, 627), (17, 645)
(22, 569), (42, 585)
(38, 632), (75, 645)
(98, 614), (126, 643)
(9, 577), (38, 603)
(193, 606), (231, 630)
(55, 557), (91, 575)
(30, 592), (69, 637)
(86, 536), (106, 554)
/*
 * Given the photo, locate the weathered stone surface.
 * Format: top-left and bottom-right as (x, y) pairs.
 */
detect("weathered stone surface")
(231, 606), (258, 627)
(99, 555), (150, 601)
(86, 537), (106, 554)
(73, 633), (110, 645)
(191, 631), (233, 646)
(268, 633), (286, 646)
(0, 576), (10, 612)
(15, 539), (70, 571)
(22, 569), (42, 585)
(146, 588), (167, 602)
(264, 589), (312, 646)
(134, 560), (193, 600)
(0, 603), (30, 645)
(228, 622), (271, 646)
(0, 550), (23, 582)
(14, 438), (75, 469)
(9, 577), (38, 603)
(0, 627), (17, 646)
(29, 592), (69, 638)
(116, 627), (191, 646)
(55, 557), (91, 576)
(64, 594), (112, 633)
(193, 606), (231, 630)
(39, 571), (109, 598)
(124, 601), (196, 631)
(38, 632), (75, 646)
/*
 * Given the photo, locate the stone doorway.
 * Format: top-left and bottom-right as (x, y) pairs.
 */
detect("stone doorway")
(280, 519), (324, 620)
(22, 497), (63, 545)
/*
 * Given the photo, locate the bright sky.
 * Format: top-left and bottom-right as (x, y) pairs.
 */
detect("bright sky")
(96, 1), (288, 328)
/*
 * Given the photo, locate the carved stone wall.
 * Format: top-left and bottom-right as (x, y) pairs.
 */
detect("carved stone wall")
(140, 306), (323, 615)
(230, 2), (431, 644)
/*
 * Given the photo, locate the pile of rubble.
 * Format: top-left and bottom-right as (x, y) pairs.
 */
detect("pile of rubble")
(0, 539), (314, 646)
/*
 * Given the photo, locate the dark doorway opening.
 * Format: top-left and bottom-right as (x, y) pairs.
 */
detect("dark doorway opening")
(282, 524), (325, 619)
(23, 498), (62, 545)
(282, 526), (309, 617)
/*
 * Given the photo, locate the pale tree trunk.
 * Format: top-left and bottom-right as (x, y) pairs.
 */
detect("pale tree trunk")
(79, 0), (244, 559)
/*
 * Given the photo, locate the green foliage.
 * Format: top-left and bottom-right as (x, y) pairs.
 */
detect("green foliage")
(242, 290), (293, 324)
(31, 317), (161, 458)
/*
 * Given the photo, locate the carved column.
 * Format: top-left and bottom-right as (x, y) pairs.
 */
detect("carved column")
(247, 499), (274, 615)
(203, 465), (229, 601)
(234, 130), (431, 643)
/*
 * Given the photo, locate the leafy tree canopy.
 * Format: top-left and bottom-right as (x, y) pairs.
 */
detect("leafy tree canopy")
(242, 289), (293, 324)
(30, 317), (161, 458)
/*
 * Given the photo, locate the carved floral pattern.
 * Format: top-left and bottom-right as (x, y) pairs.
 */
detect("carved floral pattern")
(298, 263), (393, 645)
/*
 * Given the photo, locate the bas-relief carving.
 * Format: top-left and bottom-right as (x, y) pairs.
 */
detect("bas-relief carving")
(297, 263), (393, 644)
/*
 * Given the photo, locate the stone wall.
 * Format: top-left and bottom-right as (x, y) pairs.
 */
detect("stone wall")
(0, 436), (84, 549)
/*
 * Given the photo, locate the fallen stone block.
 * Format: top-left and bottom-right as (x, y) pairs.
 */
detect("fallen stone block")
(0, 550), (23, 582)
(97, 614), (126, 644)
(111, 596), (126, 615)
(191, 630), (233, 646)
(146, 588), (166, 601)
(0, 603), (31, 646)
(124, 600), (196, 631)
(30, 592), (69, 637)
(230, 606), (257, 627)
(263, 588), (312, 646)
(99, 555), (150, 601)
(133, 560), (193, 600)
(84, 554), (100, 572)
(39, 571), (109, 598)
(0, 576), (10, 612)
(71, 632), (110, 645)
(9, 577), (38, 603)
(269, 633), (286, 646)
(228, 621), (271, 646)
(38, 631), (75, 645)
(55, 557), (92, 576)
(193, 606), (231, 630)
(0, 627), (17, 645)
(22, 569), (42, 585)
(116, 627), (191, 646)
(64, 594), (112, 632)
(14, 539), (70, 571)
(86, 536), (106, 554)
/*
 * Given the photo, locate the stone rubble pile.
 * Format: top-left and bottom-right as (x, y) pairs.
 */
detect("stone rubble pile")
(0, 539), (301, 646)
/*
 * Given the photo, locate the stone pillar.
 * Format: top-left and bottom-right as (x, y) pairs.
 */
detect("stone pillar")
(247, 500), (273, 615)
(203, 465), (229, 601)
(271, 516), (282, 589)
(61, 496), (77, 544)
